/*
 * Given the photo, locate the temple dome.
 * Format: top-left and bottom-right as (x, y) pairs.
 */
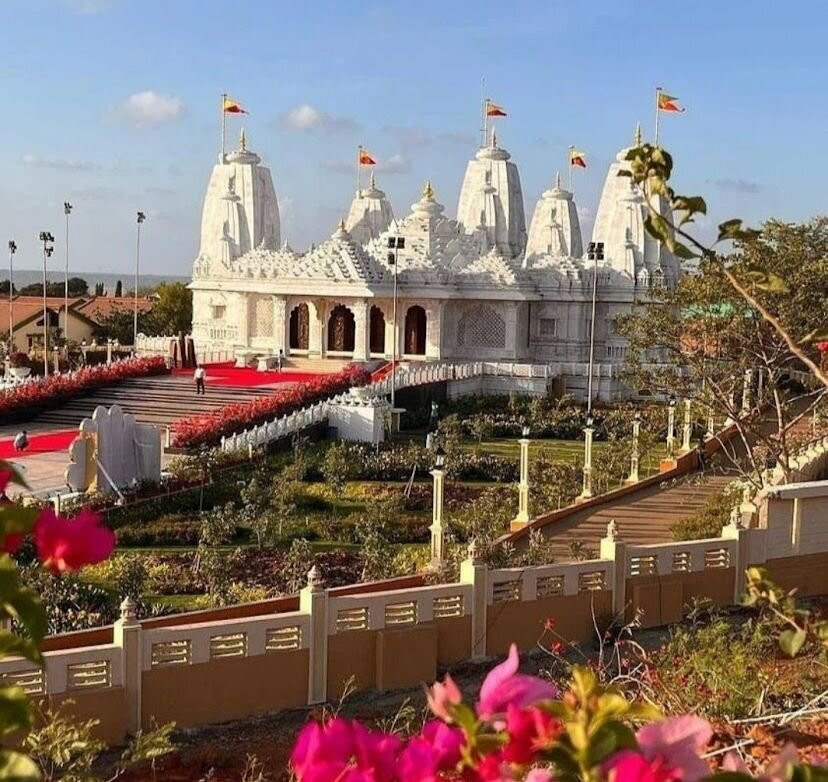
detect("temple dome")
(524, 172), (583, 261)
(344, 173), (395, 245)
(456, 132), (527, 259)
(590, 124), (678, 284)
(195, 128), (280, 275)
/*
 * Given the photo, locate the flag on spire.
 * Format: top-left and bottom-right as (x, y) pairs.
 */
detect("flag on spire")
(358, 148), (376, 166)
(486, 101), (507, 117)
(569, 148), (587, 169)
(222, 95), (247, 114)
(657, 92), (685, 113)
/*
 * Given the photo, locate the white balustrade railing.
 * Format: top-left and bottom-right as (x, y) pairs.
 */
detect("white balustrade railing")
(625, 538), (737, 578)
(488, 559), (614, 603)
(219, 401), (330, 454)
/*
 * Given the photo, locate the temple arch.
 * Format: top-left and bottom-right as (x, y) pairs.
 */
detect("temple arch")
(327, 304), (356, 353)
(404, 305), (427, 356)
(289, 302), (310, 351)
(369, 305), (386, 355)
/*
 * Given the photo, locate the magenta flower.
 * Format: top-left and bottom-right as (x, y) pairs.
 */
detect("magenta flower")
(477, 644), (559, 720)
(290, 718), (402, 782)
(635, 715), (712, 782)
(605, 750), (683, 782)
(525, 770), (554, 782)
(32, 507), (115, 573)
(426, 672), (462, 721)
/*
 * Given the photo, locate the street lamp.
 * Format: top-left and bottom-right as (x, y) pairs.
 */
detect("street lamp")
(626, 411), (642, 484)
(585, 242), (604, 413)
(7, 240), (16, 353)
(39, 231), (55, 376)
(134, 211), (146, 349)
(579, 413), (595, 500)
(63, 202), (73, 347)
(430, 445), (446, 570)
(680, 398), (693, 453)
(386, 235), (405, 413)
(513, 425), (532, 529)
(666, 395), (677, 455)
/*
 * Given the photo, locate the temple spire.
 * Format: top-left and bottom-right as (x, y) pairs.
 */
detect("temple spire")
(239, 127), (247, 151)
(555, 171), (561, 189)
(422, 179), (434, 200)
(634, 121), (642, 147)
(369, 172), (375, 188)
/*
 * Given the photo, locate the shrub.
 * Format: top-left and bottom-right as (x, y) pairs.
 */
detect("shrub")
(115, 515), (205, 547)
(172, 364), (371, 448)
(672, 483), (740, 540)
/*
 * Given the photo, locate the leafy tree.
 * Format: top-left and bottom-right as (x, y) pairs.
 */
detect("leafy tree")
(114, 279), (123, 297)
(284, 538), (314, 594)
(94, 282), (104, 296)
(321, 442), (354, 504)
(93, 308), (155, 344)
(0, 279), (16, 295)
(200, 502), (237, 547)
(271, 463), (303, 537)
(240, 473), (275, 549)
(469, 417), (493, 450)
(151, 282), (192, 335)
(66, 277), (89, 296)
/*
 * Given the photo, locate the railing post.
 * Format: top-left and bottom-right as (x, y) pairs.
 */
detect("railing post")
(721, 518), (751, 603)
(599, 520), (627, 618)
(113, 597), (142, 734)
(300, 566), (329, 705)
(459, 542), (488, 660)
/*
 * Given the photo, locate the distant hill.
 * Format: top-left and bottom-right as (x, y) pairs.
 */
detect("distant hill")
(0, 269), (189, 294)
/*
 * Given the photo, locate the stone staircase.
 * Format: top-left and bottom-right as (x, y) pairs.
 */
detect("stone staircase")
(537, 472), (735, 560)
(25, 375), (276, 431)
(283, 357), (381, 373)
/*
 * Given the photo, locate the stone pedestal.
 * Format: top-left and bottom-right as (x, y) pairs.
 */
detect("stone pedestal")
(328, 387), (391, 444)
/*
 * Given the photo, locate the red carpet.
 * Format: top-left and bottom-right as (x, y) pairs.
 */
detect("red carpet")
(172, 362), (326, 388)
(0, 430), (77, 460)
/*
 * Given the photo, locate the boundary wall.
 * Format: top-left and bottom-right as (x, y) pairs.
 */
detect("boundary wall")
(4, 480), (827, 745)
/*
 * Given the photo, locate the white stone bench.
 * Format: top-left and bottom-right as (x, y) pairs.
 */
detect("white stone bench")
(234, 350), (258, 368)
(256, 356), (279, 372)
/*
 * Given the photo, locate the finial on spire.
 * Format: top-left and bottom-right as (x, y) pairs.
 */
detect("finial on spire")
(369, 172), (376, 188)
(338, 217), (346, 231)
(422, 179), (434, 200)
(634, 121), (642, 147)
(239, 127), (247, 152)
(492, 130), (498, 148)
(555, 171), (561, 189)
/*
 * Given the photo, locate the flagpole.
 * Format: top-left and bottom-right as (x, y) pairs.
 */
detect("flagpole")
(221, 93), (227, 162)
(568, 146), (574, 193)
(483, 98), (490, 147)
(479, 79), (486, 148)
(654, 86), (661, 147)
(356, 146), (361, 195)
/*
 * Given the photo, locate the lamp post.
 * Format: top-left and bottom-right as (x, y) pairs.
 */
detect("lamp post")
(7, 240), (16, 353)
(134, 211), (146, 350)
(681, 398), (692, 453)
(39, 231), (55, 376)
(626, 411), (642, 483)
(63, 202), (73, 347)
(585, 241), (604, 412)
(513, 425), (532, 528)
(429, 446), (446, 570)
(52, 346), (60, 375)
(579, 413), (595, 500)
(666, 394), (677, 455)
(386, 235), (404, 414)
(106, 338), (113, 365)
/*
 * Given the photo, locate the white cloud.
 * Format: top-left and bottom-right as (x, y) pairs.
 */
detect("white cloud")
(21, 154), (100, 172)
(113, 91), (186, 128)
(279, 104), (358, 134)
(384, 125), (475, 149)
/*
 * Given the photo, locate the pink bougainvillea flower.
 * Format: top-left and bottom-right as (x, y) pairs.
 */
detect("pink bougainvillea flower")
(290, 717), (402, 782)
(477, 644), (560, 720)
(33, 507), (115, 573)
(524, 770), (554, 782)
(722, 743), (800, 782)
(502, 704), (562, 765)
(420, 720), (465, 770)
(635, 715), (712, 782)
(605, 750), (684, 782)
(426, 672), (463, 721)
(817, 340), (828, 353)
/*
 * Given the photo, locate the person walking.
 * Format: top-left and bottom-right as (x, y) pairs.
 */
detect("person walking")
(277, 349), (284, 373)
(13, 431), (29, 452)
(194, 365), (206, 395)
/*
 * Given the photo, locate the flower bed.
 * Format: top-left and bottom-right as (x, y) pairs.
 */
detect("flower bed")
(0, 356), (168, 418)
(171, 365), (371, 449)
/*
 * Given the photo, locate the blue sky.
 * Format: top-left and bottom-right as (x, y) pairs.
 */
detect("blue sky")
(1, 0), (826, 276)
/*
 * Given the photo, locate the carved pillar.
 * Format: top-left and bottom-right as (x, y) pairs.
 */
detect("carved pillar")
(425, 301), (443, 360)
(309, 301), (324, 358)
(236, 293), (249, 347)
(352, 299), (370, 362)
(384, 302), (396, 360)
(272, 295), (287, 354)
